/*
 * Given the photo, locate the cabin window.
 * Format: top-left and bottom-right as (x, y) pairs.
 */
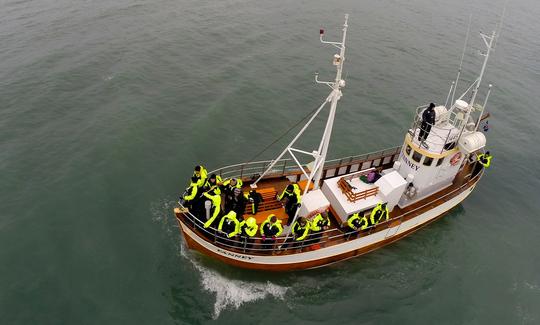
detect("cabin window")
(444, 141), (456, 150)
(412, 150), (422, 163)
(436, 157), (444, 166)
(423, 156), (434, 166)
(405, 145), (411, 156)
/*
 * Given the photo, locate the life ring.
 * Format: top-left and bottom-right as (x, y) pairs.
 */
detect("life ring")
(450, 152), (462, 166)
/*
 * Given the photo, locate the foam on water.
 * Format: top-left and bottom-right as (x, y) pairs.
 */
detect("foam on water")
(194, 257), (288, 318)
(153, 199), (289, 319)
(178, 235), (288, 318)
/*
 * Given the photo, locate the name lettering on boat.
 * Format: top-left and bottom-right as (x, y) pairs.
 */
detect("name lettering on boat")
(401, 154), (420, 171)
(216, 248), (254, 260)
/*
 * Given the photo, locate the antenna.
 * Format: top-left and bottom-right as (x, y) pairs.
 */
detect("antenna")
(451, 14), (472, 106)
(493, 0), (508, 49)
(458, 2), (507, 139)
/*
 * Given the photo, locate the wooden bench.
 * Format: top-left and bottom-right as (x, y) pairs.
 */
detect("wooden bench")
(244, 187), (282, 214)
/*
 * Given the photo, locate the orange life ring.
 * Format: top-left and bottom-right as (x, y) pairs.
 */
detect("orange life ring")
(450, 152), (462, 166)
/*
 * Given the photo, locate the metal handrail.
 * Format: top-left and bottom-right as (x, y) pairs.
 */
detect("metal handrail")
(409, 106), (457, 154)
(208, 146), (401, 182)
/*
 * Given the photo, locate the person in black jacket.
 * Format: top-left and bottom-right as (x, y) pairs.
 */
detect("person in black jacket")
(224, 188), (247, 220)
(246, 190), (264, 215)
(418, 103), (436, 142)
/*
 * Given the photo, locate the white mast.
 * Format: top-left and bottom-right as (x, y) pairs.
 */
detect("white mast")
(251, 15), (349, 192)
(469, 29), (496, 107)
(313, 14), (348, 189)
(456, 27), (497, 140)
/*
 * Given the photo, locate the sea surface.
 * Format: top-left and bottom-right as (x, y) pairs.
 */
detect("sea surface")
(1, 0), (540, 323)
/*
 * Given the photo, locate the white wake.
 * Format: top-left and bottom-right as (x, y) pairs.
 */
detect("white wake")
(180, 241), (288, 319)
(152, 198), (289, 319)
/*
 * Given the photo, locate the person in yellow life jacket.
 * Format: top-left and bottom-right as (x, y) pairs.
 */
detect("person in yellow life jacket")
(370, 203), (389, 226)
(239, 217), (258, 249)
(182, 177), (198, 203)
(193, 165), (208, 189)
(221, 178), (243, 197)
(260, 214), (283, 249)
(477, 151), (492, 168)
(218, 211), (240, 244)
(278, 184), (302, 225)
(310, 213), (330, 243)
(347, 212), (369, 239)
(203, 173), (222, 195)
(203, 189), (221, 229)
(181, 176), (200, 215)
(282, 217), (310, 249)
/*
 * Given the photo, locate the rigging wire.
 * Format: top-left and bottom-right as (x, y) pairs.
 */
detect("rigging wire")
(245, 103), (324, 164)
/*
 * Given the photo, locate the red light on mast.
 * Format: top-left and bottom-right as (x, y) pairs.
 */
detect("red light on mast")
(320, 29), (324, 35)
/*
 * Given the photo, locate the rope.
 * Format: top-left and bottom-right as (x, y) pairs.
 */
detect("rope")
(245, 103), (324, 164)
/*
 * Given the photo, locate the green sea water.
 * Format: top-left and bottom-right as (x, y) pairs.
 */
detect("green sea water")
(1, 0), (540, 323)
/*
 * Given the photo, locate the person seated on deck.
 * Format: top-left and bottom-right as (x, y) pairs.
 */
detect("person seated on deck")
(224, 188), (247, 219)
(221, 178), (243, 197)
(203, 188), (222, 229)
(193, 165), (208, 189)
(238, 217), (258, 249)
(370, 202), (389, 226)
(278, 183), (302, 226)
(202, 173), (222, 195)
(282, 217), (311, 250)
(309, 212), (330, 244)
(218, 211), (240, 245)
(347, 212), (369, 239)
(246, 190), (264, 215)
(477, 151), (492, 168)
(260, 214), (283, 249)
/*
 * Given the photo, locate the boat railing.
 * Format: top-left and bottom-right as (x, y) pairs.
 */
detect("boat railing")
(177, 166), (482, 255)
(209, 146), (402, 182)
(408, 105), (457, 154)
(336, 168), (378, 202)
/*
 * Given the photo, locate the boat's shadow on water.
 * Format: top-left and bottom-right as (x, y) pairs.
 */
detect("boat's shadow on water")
(157, 198), (467, 322)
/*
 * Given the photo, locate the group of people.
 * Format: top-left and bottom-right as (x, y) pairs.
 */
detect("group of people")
(179, 165), (392, 251)
(180, 165), (263, 230)
(346, 202), (389, 238)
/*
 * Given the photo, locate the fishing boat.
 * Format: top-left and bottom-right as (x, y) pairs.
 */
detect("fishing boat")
(173, 15), (498, 271)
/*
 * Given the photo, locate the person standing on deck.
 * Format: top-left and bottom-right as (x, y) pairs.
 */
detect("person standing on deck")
(278, 184), (302, 225)
(224, 188), (247, 219)
(418, 103), (436, 142)
(477, 151), (492, 168)
(218, 211), (240, 245)
(370, 203), (389, 226)
(310, 213), (330, 243)
(246, 190), (264, 215)
(221, 178), (243, 197)
(260, 214), (283, 249)
(202, 173), (222, 195)
(239, 217), (258, 249)
(347, 212), (368, 239)
(193, 165), (208, 189)
(282, 217), (311, 249)
(181, 177), (200, 216)
(203, 189), (222, 229)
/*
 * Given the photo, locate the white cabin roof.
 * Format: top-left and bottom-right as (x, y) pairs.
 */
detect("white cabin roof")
(321, 175), (381, 223)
